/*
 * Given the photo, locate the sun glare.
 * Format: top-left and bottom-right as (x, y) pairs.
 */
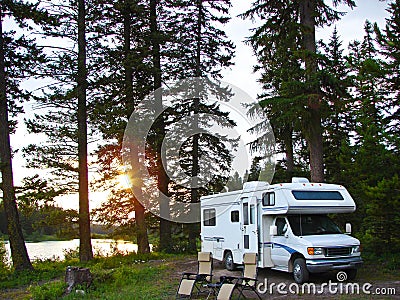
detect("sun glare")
(117, 173), (132, 190)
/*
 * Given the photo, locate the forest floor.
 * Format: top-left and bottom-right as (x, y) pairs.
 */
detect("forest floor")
(0, 254), (399, 299)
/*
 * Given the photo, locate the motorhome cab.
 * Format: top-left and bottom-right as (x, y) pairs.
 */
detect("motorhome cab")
(200, 178), (363, 283)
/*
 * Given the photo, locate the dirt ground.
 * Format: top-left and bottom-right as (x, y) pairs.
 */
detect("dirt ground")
(174, 257), (400, 299)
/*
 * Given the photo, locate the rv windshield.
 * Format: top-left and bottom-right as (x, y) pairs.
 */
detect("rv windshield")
(287, 215), (342, 236)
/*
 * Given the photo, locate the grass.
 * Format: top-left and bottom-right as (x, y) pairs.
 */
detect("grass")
(357, 252), (400, 282)
(0, 252), (188, 300)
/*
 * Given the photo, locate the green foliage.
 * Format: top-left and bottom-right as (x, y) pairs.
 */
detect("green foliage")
(0, 240), (6, 266)
(226, 171), (243, 191)
(0, 240), (10, 281)
(374, 0), (400, 153)
(59, 252), (177, 299)
(0, 201), (78, 242)
(63, 247), (80, 261)
(29, 281), (67, 300)
(362, 175), (400, 255)
(0, 259), (67, 290)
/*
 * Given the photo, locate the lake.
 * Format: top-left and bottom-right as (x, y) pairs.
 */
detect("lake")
(3, 239), (142, 263)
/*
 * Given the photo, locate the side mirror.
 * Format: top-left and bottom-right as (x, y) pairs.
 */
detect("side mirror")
(270, 225), (277, 236)
(345, 223), (352, 234)
(283, 224), (289, 237)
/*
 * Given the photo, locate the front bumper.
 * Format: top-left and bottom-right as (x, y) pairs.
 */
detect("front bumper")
(306, 256), (363, 273)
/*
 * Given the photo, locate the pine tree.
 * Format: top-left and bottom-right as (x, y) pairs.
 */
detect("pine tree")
(226, 171), (243, 191)
(364, 175), (400, 255)
(87, 0), (235, 253)
(375, 0), (400, 157)
(0, 0), (53, 271)
(347, 21), (391, 185)
(76, 0), (93, 262)
(366, 1), (400, 255)
(242, 0), (356, 182)
(164, 0), (235, 252)
(149, 0), (172, 253)
(23, 0), (98, 261)
(319, 27), (353, 184)
(344, 21), (395, 237)
(87, 0), (151, 253)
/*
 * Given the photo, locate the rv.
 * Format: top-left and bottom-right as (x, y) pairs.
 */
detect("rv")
(200, 178), (363, 283)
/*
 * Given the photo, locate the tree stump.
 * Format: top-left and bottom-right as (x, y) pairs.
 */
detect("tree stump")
(65, 266), (92, 294)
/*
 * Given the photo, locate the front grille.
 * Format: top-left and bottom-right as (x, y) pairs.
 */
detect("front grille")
(325, 247), (352, 257)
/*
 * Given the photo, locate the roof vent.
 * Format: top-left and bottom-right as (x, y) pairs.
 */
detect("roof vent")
(292, 177), (309, 183)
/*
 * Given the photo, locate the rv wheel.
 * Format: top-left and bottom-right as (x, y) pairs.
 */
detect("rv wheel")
(224, 251), (236, 271)
(293, 258), (309, 284)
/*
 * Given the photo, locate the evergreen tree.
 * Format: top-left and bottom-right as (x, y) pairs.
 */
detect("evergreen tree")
(226, 171), (243, 191)
(375, 0), (400, 156)
(0, 0), (53, 271)
(76, 0), (93, 262)
(23, 0), (97, 261)
(343, 21), (394, 237)
(149, 0), (172, 253)
(319, 27), (353, 184)
(364, 175), (400, 255)
(368, 1), (400, 255)
(165, 0), (235, 252)
(247, 156), (262, 182)
(347, 21), (391, 185)
(166, 0), (234, 80)
(88, 0), (158, 253)
(242, 0), (356, 182)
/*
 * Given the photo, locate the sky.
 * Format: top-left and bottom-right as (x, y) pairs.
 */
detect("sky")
(9, 0), (391, 211)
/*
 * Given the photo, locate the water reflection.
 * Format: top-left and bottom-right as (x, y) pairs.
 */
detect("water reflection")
(4, 239), (144, 263)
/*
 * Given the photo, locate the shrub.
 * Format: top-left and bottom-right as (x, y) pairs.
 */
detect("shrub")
(0, 240), (10, 279)
(63, 247), (79, 261)
(29, 281), (67, 300)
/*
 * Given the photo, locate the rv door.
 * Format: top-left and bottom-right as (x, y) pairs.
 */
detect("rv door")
(242, 196), (258, 254)
(271, 217), (290, 268)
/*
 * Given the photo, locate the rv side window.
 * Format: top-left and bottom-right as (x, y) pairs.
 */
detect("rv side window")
(203, 209), (216, 226)
(250, 205), (255, 224)
(231, 210), (239, 223)
(262, 192), (275, 206)
(243, 202), (249, 225)
(292, 191), (344, 200)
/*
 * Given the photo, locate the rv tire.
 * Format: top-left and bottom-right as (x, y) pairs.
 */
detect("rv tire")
(224, 251), (236, 271)
(293, 258), (309, 284)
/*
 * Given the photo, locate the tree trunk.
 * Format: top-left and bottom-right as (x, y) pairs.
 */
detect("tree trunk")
(187, 0), (203, 253)
(282, 125), (294, 181)
(300, 0), (324, 182)
(308, 108), (324, 182)
(133, 198), (150, 253)
(124, 0), (150, 254)
(149, 0), (173, 253)
(0, 11), (33, 271)
(77, 0), (93, 262)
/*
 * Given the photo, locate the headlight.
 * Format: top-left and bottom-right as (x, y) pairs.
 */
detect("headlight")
(352, 245), (361, 253)
(307, 247), (324, 255)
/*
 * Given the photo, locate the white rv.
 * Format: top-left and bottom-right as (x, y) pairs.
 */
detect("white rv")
(200, 178), (363, 283)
